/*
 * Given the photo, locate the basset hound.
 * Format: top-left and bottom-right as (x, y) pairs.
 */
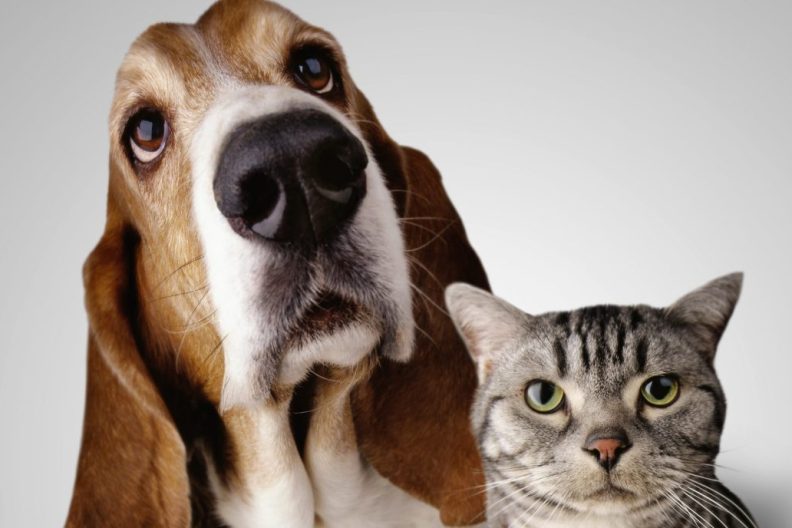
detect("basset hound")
(67, 1), (490, 526)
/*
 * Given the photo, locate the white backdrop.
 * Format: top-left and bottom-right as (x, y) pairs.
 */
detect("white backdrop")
(0, 1), (789, 525)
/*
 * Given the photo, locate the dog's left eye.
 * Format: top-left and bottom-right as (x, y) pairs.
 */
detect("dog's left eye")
(126, 108), (169, 164)
(293, 53), (335, 94)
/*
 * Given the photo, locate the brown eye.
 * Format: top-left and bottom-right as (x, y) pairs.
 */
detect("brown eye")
(293, 53), (335, 94)
(127, 108), (169, 164)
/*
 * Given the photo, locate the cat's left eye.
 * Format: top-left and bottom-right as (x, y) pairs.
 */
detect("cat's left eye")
(640, 375), (680, 408)
(525, 380), (565, 413)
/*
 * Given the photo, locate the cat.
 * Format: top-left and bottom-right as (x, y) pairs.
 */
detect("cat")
(445, 273), (756, 528)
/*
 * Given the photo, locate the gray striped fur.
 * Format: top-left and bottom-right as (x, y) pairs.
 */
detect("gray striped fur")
(445, 274), (755, 528)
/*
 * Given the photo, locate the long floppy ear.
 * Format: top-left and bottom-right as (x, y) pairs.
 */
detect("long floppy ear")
(66, 196), (190, 526)
(351, 144), (490, 526)
(664, 272), (743, 361)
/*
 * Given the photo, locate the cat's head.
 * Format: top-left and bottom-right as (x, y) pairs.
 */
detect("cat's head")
(445, 273), (742, 519)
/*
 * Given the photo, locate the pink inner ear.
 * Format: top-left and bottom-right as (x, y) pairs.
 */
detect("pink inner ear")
(460, 323), (485, 360)
(481, 358), (493, 376)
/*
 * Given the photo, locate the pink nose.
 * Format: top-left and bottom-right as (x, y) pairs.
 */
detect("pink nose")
(583, 432), (631, 471)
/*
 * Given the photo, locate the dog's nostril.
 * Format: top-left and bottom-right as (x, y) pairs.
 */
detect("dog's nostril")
(309, 151), (366, 206)
(310, 139), (367, 189)
(239, 171), (284, 238)
(316, 160), (356, 196)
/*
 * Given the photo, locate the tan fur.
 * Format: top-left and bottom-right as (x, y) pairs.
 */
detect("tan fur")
(67, 1), (489, 525)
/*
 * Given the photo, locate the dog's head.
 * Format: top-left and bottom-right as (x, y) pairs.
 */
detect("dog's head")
(74, 1), (489, 524)
(105, 0), (416, 409)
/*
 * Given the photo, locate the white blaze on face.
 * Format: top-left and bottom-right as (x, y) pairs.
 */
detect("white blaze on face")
(191, 85), (413, 411)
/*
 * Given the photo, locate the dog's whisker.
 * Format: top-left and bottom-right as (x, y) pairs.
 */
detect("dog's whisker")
(410, 283), (449, 318)
(400, 219), (443, 238)
(408, 255), (446, 291)
(399, 216), (451, 223)
(152, 284), (209, 302)
(202, 333), (228, 367)
(174, 289), (211, 368)
(405, 219), (457, 253)
(153, 254), (205, 292)
(389, 188), (435, 207)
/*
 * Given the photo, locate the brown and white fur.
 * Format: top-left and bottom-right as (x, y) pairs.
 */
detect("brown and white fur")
(67, 1), (490, 526)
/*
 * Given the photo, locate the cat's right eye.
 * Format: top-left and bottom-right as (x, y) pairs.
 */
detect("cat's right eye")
(525, 380), (565, 413)
(640, 375), (680, 408)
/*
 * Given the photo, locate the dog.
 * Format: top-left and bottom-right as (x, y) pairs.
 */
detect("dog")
(67, 1), (489, 526)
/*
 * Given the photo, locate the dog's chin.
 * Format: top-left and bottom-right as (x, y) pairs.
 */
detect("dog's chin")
(274, 293), (373, 385)
(286, 293), (365, 346)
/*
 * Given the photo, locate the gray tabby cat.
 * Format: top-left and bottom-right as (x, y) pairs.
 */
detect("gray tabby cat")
(445, 273), (756, 528)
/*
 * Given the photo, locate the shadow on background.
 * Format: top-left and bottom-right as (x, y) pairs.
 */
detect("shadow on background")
(722, 472), (788, 526)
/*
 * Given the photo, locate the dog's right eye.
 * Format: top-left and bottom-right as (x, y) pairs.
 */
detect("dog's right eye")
(126, 108), (169, 164)
(291, 48), (337, 95)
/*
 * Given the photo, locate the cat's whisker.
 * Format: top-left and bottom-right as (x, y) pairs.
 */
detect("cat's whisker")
(686, 479), (757, 528)
(675, 457), (745, 474)
(487, 471), (558, 513)
(654, 491), (678, 526)
(658, 462), (717, 482)
(668, 488), (710, 528)
(545, 489), (570, 524)
(461, 462), (559, 496)
(488, 471), (563, 523)
(515, 487), (556, 528)
(467, 475), (532, 495)
(678, 469), (721, 483)
(665, 490), (693, 527)
(683, 486), (739, 528)
(660, 465), (755, 527)
(474, 474), (533, 492)
(512, 473), (568, 528)
(661, 490), (690, 527)
(680, 487), (729, 528)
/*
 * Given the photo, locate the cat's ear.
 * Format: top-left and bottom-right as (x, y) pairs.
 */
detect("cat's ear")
(445, 283), (528, 379)
(665, 272), (743, 358)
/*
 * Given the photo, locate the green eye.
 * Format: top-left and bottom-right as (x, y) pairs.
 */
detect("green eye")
(640, 375), (680, 407)
(525, 380), (565, 413)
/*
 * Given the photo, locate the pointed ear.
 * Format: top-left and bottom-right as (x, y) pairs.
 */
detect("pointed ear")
(445, 282), (527, 379)
(67, 204), (190, 526)
(665, 272), (743, 358)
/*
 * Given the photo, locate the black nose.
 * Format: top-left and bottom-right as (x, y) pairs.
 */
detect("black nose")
(583, 430), (632, 471)
(214, 109), (368, 247)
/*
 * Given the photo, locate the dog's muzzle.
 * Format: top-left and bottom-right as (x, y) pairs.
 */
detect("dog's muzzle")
(213, 109), (368, 248)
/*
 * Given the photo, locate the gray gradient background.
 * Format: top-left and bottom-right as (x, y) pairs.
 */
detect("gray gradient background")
(1, 0), (790, 526)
